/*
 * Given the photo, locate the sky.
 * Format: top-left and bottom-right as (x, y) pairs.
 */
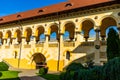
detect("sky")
(0, 0), (67, 17)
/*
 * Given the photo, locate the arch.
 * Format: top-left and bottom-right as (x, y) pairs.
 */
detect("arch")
(48, 23), (58, 41)
(24, 27), (32, 43)
(5, 30), (12, 38)
(62, 21), (76, 33)
(31, 52), (46, 69)
(48, 23), (58, 35)
(35, 26), (45, 42)
(99, 15), (118, 26)
(14, 29), (22, 43)
(100, 17), (117, 37)
(62, 21), (75, 40)
(78, 18), (95, 31)
(80, 19), (94, 39)
(5, 30), (12, 44)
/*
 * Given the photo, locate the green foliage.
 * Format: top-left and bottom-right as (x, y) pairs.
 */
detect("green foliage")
(107, 28), (120, 60)
(89, 66), (104, 80)
(60, 71), (75, 80)
(60, 58), (120, 80)
(40, 73), (60, 80)
(39, 67), (48, 75)
(103, 57), (120, 80)
(0, 62), (9, 71)
(0, 71), (19, 80)
(65, 63), (85, 71)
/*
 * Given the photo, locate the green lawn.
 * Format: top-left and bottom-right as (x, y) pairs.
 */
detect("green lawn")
(0, 71), (20, 80)
(40, 74), (60, 80)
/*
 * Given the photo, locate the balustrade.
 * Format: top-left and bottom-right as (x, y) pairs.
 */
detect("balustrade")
(24, 44), (31, 48)
(48, 42), (58, 47)
(64, 41), (75, 47)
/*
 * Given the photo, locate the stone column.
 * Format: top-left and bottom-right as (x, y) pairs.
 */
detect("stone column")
(84, 36), (88, 42)
(45, 34), (49, 47)
(33, 36), (36, 44)
(94, 29), (100, 65)
(3, 39), (7, 45)
(59, 33), (63, 47)
(76, 31), (83, 42)
(15, 38), (18, 44)
(22, 37), (26, 44)
(101, 35), (105, 41)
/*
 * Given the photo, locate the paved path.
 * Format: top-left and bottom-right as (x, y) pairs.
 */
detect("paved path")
(9, 67), (46, 80)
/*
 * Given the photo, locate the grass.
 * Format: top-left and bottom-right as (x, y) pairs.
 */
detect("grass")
(0, 71), (20, 80)
(40, 74), (60, 80)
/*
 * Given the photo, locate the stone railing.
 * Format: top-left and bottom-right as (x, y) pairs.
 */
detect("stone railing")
(24, 44), (31, 48)
(49, 42), (58, 47)
(5, 45), (10, 49)
(100, 41), (107, 46)
(14, 44), (20, 48)
(81, 41), (94, 46)
(35, 43), (44, 47)
(64, 41), (75, 47)
(100, 52), (107, 58)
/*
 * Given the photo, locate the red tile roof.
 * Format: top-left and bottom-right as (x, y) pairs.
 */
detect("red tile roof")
(0, 0), (115, 24)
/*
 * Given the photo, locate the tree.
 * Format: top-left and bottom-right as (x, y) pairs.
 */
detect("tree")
(106, 28), (120, 60)
(103, 57), (120, 80)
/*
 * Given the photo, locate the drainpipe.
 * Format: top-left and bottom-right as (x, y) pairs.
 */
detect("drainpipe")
(57, 12), (61, 71)
(17, 20), (23, 68)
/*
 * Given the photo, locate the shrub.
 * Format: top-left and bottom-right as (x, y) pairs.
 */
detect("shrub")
(89, 66), (104, 80)
(60, 71), (75, 80)
(60, 63), (85, 80)
(65, 63), (85, 71)
(103, 57), (120, 80)
(0, 62), (9, 71)
(39, 67), (48, 75)
(60, 62), (105, 80)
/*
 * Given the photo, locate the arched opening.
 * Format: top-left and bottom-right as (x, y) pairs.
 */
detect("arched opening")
(31, 53), (46, 69)
(63, 22), (75, 41)
(66, 51), (70, 60)
(100, 17), (117, 41)
(0, 32), (3, 45)
(63, 31), (70, 41)
(50, 32), (57, 41)
(89, 29), (96, 41)
(35, 26), (45, 43)
(39, 34), (45, 43)
(49, 24), (58, 41)
(81, 20), (94, 42)
(24, 28), (32, 44)
(5, 30), (12, 45)
(14, 29), (22, 43)
(14, 51), (17, 59)
(106, 26), (118, 38)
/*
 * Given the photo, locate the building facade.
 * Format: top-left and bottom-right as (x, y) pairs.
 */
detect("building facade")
(0, 0), (120, 71)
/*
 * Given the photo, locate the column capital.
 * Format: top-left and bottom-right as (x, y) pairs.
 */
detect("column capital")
(94, 29), (100, 32)
(59, 33), (64, 35)
(75, 31), (81, 34)
(45, 34), (50, 36)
